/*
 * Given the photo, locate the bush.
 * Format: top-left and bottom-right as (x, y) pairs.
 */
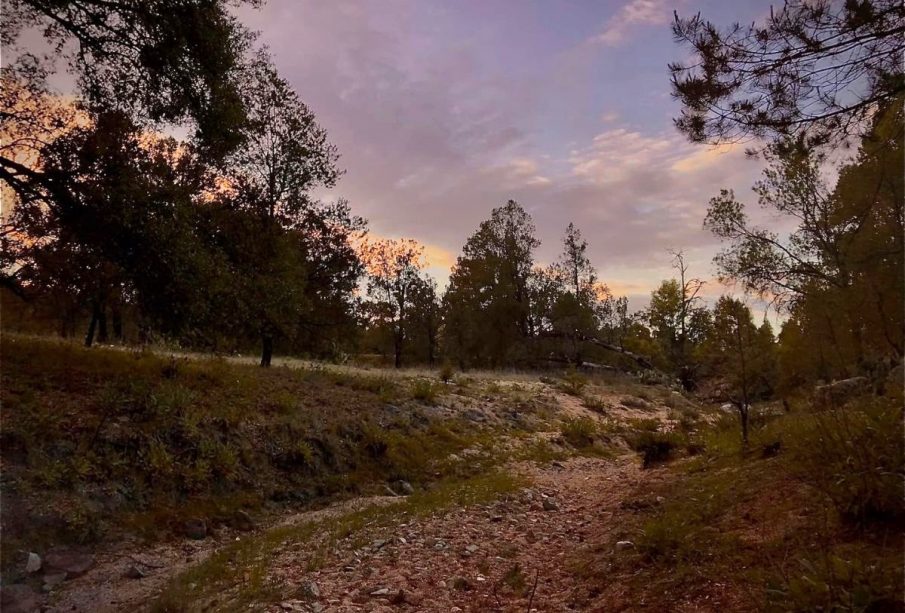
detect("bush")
(560, 417), (598, 448)
(558, 368), (588, 396)
(581, 395), (608, 413)
(410, 379), (440, 404)
(438, 362), (455, 384)
(786, 398), (904, 525)
(627, 429), (685, 468)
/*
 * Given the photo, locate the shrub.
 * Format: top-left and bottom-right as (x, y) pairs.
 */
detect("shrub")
(410, 379), (440, 404)
(627, 429), (685, 468)
(786, 398), (904, 525)
(560, 417), (598, 448)
(582, 395), (608, 414)
(438, 362), (455, 384)
(558, 368), (588, 396)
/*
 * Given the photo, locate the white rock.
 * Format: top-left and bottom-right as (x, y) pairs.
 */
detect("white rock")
(615, 540), (635, 550)
(25, 552), (41, 573)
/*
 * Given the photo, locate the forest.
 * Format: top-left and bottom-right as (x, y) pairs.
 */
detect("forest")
(1, 1), (903, 612)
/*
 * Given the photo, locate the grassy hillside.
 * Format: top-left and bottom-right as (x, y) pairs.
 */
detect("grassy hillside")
(0, 336), (557, 571)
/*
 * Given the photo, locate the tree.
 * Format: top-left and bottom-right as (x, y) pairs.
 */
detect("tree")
(443, 200), (539, 368)
(704, 99), (904, 378)
(2, 110), (227, 347)
(224, 54), (344, 366)
(548, 223), (604, 365)
(406, 275), (442, 366)
(2, 0), (257, 158)
(361, 239), (427, 368)
(645, 252), (709, 387)
(671, 0), (905, 150)
(702, 297), (777, 444)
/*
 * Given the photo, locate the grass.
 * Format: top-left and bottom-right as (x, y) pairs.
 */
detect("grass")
(0, 334), (526, 573)
(152, 471), (523, 611)
(584, 395), (904, 611)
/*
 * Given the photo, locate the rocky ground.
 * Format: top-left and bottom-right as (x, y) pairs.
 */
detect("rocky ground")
(3, 363), (689, 613)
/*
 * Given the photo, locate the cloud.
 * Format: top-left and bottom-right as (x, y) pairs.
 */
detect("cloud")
(592, 0), (674, 46)
(241, 0), (762, 299)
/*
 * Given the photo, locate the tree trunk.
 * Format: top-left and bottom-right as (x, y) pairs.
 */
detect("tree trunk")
(97, 306), (108, 343)
(112, 306), (123, 340)
(84, 306), (99, 347)
(394, 334), (403, 369)
(260, 334), (273, 368)
(740, 405), (749, 446)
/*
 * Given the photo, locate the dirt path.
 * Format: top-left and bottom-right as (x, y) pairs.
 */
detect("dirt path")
(264, 455), (668, 612)
(45, 496), (403, 613)
(43, 385), (677, 612)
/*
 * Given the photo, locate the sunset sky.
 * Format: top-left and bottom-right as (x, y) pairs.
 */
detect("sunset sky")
(238, 0), (775, 310)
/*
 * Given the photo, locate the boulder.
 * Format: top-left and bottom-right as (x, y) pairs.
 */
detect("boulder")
(44, 549), (94, 577)
(814, 377), (869, 408)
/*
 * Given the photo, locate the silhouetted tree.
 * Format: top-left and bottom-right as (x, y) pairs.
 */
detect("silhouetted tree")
(671, 0), (905, 151)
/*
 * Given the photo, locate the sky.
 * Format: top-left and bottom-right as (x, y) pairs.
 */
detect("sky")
(237, 0), (775, 312)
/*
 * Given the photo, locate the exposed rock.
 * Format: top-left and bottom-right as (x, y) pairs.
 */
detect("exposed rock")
(369, 587), (390, 596)
(44, 548), (94, 577)
(124, 564), (147, 579)
(298, 580), (320, 600)
(232, 510), (255, 532)
(42, 572), (67, 591)
(395, 480), (415, 495)
(542, 497), (559, 511)
(1, 584), (40, 613)
(382, 485), (400, 497)
(616, 540), (635, 550)
(463, 544), (479, 556)
(183, 518), (207, 540)
(371, 538), (389, 552)
(814, 377), (869, 408)
(25, 552), (41, 574)
(389, 589), (406, 605)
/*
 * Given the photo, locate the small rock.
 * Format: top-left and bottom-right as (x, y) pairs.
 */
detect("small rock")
(371, 538), (389, 552)
(551, 460), (565, 469)
(298, 580), (320, 600)
(542, 498), (559, 511)
(44, 549), (94, 577)
(464, 544), (479, 554)
(25, 552), (41, 574)
(232, 510), (255, 532)
(616, 540), (635, 550)
(370, 587), (390, 597)
(124, 564), (147, 579)
(42, 572), (67, 590)
(1, 584), (40, 613)
(395, 480), (415, 495)
(183, 518), (207, 540)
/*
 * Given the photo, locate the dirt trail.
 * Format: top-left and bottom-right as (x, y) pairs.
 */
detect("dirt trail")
(46, 497), (402, 613)
(45, 385), (676, 612)
(266, 455), (667, 613)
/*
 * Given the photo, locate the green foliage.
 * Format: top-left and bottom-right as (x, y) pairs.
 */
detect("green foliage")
(410, 379), (441, 404)
(558, 368), (588, 396)
(785, 398), (904, 525)
(560, 417), (598, 448)
(627, 427), (685, 468)
(438, 362), (455, 384)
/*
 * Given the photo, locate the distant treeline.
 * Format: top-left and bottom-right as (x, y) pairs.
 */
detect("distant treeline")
(3, 0), (902, 400)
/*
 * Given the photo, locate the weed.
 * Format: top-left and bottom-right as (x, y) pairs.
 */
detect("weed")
(558, 368), (588, 396)
(560, 417), (598, 448)
(410, 379), (441, 404)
